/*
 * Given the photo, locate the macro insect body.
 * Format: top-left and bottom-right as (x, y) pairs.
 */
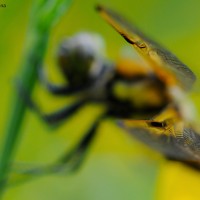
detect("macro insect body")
(20, 5), (200, 172)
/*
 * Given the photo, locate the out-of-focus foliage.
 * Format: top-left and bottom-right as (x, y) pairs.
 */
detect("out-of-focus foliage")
(0, 0), (200, 199)
(0, 0), (73, 198)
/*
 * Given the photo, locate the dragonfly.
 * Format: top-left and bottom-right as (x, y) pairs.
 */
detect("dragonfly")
(11, 4), (199, 187)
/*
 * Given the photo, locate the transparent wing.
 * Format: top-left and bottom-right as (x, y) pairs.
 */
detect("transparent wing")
(96, 5), (196, 91)
(118, 106), (200, 166)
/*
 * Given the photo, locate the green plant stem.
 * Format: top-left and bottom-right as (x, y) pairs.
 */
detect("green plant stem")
(0, 0), (72, 197)
(0, 33), (48, 186)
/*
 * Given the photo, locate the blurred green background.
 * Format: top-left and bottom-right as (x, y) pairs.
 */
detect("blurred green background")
(1, 0), (200, 199)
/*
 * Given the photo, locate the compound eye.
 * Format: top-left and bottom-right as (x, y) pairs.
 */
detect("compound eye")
(56, 41), (96, 86)
(56, 32), (105, 87)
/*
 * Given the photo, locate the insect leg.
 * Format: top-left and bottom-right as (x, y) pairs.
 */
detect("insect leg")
(38, 100), (87, 125)
(8, 115), (105, 186)
(17, 80), (87, 125)
(56, 115), (105, 172)
(39, 68), (88, 96)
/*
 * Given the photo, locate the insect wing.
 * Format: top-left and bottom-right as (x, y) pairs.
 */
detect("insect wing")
(120, 123), (196, 161)
(96, 5), (196, 91)
(118, 106), (200, 165)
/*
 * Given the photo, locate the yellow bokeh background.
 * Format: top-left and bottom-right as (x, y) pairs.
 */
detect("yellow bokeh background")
(1, 0), (200, 199)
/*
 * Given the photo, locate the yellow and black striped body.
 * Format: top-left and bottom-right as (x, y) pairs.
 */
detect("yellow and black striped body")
(104, 58), (169, 118)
